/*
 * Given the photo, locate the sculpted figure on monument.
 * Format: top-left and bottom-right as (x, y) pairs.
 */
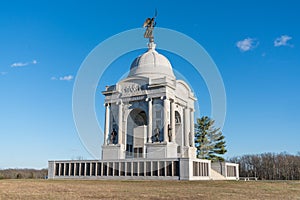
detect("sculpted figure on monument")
(110, 128), (117, 144)
(143, 9), (157, 41)
(189, 132), (194, 147)
(153, 125), (160, 142)
(168, 124), (172, 142)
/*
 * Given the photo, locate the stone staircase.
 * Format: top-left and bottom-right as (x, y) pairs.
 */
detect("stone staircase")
(210, 169), (226, 180)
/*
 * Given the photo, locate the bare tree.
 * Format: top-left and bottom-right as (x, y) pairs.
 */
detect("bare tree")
(229, 152), (300, 180)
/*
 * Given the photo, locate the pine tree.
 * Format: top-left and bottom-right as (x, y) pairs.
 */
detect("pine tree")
(194, 116), (227, 162)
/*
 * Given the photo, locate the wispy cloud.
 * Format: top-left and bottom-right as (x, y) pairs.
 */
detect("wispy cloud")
(236, 38), (259, 52)
(11, 59), (38, 68)
(60, 75), (73, 81)
(11, 62), (28, 67)
(0, 72), (8, 76)
(51, 75), (74, 81)
(274, 35), (293, 47)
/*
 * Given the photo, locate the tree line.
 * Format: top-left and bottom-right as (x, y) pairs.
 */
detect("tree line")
(229, 152), (300, 180)
(0, 168), (47, 179)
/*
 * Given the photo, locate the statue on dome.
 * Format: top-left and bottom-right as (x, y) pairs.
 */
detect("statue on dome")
(143, 9), (157, 41)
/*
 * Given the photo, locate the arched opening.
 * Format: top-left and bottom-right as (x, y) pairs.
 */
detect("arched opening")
(129, 109), (147, 126)
(126, 108), (147, 158)
(175, 111), (183, 155)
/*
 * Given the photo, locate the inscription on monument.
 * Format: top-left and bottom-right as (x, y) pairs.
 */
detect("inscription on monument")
(121, 83), (146, 97)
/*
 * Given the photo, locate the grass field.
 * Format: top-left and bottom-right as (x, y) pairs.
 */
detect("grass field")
(0, 179), (299, 199)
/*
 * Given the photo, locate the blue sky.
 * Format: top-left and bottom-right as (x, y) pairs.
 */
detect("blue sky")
(0, 0), (299, 168)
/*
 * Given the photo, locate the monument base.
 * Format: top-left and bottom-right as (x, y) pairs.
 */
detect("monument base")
(182, 146), (197, 158)
(102, 144), (125, 159)
(145, 142), (178, 158)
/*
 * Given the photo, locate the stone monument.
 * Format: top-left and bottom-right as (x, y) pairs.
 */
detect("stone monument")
(48, 16), (239, 180)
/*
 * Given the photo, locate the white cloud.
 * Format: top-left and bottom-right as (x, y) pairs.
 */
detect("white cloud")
(11, 62), (29, 67)
(236, 38), (259, 52)
(60, 75), (73, 81)
(51, 75), (73, 81)
(11, 59), (38, 67)
(274, 35), (293, 47)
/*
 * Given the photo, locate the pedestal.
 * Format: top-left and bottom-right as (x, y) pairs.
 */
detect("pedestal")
(145, 142), (178, 159)
(102, 144), (125, 160)
(182, 146), (197, 159)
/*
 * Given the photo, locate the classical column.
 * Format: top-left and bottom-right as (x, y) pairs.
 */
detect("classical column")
(68, 163), (71, 176)
(163, 97), (170, 143)
(118, 101), (123, 145)
(190, 108), (195, 147)
(104, 103), (110, 145)
(95, 163), (98, 176)
(184, 107), (190, 147)
(84, 163), (87, 176)
(58, 163), (61, 176)
(147, 98), (152, 143)
(79, 163), (82, 176)
(170, 100), (176, 142)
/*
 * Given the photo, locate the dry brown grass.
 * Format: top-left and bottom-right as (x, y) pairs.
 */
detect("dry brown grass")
(0, 179), (299, 199)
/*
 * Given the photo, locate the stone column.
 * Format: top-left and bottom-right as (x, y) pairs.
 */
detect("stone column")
(79, 163), (82, 176)
(95, 163), (98, 176)
(118, 101), (123, 145)
(170, 100), (176, 142)
(190, 108), (195, 147)
(74, 163), (77, 176)
(58, 163), (61, 176)
(63, 163), (66, 176)
(184, 107), (190, 147)
(163, 97), (170, 143)
(147, 98), (152, 143)
(68, 163), (71, 176)
(104, 103), (110, 145)
(84, 162), (87, 176)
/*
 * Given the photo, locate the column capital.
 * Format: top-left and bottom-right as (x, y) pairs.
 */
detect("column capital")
(160, 96), (167, 100)
(116, 100), (123, 105)
(145, 97), (152, 102)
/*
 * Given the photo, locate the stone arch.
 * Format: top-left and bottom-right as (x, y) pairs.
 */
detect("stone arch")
(129, 108), (147, 126)
(175, 111), (181, 124)
(126, 108), (147, 157)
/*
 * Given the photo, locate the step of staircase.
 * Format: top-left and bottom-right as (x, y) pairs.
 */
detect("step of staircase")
(210, 169), (226, 180)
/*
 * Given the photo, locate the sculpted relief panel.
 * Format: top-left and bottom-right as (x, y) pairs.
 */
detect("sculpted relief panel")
(121, 83), (146, 97)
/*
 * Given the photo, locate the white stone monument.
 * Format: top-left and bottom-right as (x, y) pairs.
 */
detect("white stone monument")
(48, 16), (239, 180)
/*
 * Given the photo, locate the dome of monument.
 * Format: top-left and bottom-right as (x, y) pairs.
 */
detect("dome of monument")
(128, 42), (175, 79)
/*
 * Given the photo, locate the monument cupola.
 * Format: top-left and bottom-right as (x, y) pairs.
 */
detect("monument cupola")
(128, 42), (176, 79)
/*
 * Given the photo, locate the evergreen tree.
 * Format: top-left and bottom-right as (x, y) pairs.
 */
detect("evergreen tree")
(194, 116), (227, 162)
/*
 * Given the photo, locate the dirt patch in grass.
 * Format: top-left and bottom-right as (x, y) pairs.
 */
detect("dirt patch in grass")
(0, 179), (299, 199)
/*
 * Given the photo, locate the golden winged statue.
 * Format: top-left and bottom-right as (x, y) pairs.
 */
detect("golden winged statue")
(143, 9), (157, 40)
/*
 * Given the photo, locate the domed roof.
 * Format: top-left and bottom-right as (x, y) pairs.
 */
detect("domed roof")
(128, 42), (175, 79)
